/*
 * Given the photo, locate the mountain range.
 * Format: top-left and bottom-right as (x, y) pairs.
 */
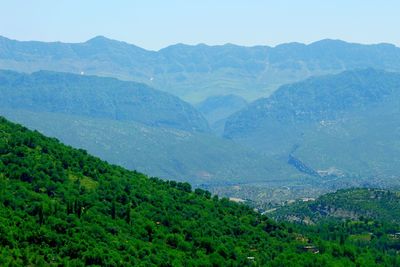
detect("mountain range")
(2, 36), (400, 201)
(1, 35), (400, 103)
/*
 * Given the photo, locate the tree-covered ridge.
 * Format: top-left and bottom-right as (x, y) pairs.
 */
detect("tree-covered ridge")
(272, 188), (400, 224)
(1, 117), (399, 266)
(272, 188), (400, 266)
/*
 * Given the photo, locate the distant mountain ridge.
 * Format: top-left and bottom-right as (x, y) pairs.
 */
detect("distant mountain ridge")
(0, 70), (209, 133)
(224, 69), (400, 184)
(225, 68), (400, 136)
(1, 35), (400, 102)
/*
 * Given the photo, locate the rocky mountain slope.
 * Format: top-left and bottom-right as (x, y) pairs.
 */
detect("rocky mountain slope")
(224, 69), (400, 185)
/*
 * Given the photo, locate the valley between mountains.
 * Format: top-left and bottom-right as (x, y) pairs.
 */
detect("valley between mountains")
(1, 35), (400, 266)
(1, 36), (400, 206)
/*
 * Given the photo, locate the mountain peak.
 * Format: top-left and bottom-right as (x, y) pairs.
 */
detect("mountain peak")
(0, 35), (10, 41)
(311, 38), (347, 44)
(86, 35), (114, 43)
(84, 35), (150, 52)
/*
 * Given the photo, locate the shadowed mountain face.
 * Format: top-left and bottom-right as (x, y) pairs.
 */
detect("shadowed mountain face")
(224, 69), (400, 183)
(0, 70), (209, 133)
(0, 70), (298, 185)
(1, 36), (400, 102)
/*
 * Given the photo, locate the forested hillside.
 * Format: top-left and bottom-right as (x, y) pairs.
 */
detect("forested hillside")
(272, 188), (400, 224)
(1, 117), (399, 266)
(271, 188), (400, 265)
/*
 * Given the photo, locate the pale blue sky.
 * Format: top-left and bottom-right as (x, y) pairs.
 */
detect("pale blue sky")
(1, 0), (399, 50)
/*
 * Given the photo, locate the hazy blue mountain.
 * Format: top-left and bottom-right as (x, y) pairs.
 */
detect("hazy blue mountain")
(1, 36), (400, 102)
(195, 94), (247, 134)
(224, 69), (400, 184)
(0, 70), (209, 133)
(0, 70), (300, 186)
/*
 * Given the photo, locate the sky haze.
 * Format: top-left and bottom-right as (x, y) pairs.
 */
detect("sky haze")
(1, 0), (399, 50)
